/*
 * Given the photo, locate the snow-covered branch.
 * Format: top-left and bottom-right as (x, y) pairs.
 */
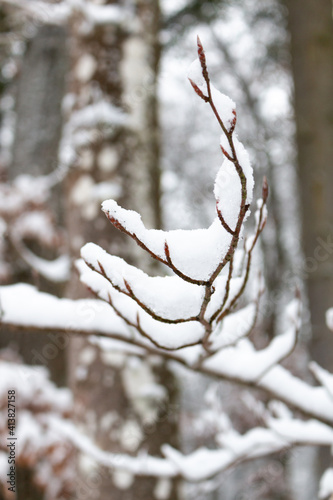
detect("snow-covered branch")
(1, 38), (333, 497)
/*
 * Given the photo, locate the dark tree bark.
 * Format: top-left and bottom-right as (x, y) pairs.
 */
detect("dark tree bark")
(286, 0), (333, 375)
(0, 25), (68, 383)
(285, 0), (333, 479)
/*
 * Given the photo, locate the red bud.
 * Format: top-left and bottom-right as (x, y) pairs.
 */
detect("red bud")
(262, 176), (269, 202)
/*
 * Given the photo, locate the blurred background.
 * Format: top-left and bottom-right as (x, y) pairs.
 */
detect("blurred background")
(0, 0), (332, 499)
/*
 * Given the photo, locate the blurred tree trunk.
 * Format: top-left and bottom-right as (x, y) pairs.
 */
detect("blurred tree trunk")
(0, 24), (68, 500)
(0, 24), (68, 379)
(64, 1), (179, 498)
(285, 0), (333, 478)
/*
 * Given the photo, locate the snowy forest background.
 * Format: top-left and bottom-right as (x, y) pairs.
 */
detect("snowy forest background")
(0, 0), (333, 499)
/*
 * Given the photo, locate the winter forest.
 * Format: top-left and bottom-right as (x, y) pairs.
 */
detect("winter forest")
(0, 0), (332, 499)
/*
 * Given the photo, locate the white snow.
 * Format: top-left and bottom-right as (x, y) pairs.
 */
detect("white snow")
(187, 59), (236, 131)
(0, 175), (50, 216)
(77, 260), (205, 349)
(0, 361), (71, 411)
(268, 418), (333, 445)
(214, 158), (242, 230)
(16, 248), (70, 283)
(83, 2), (126, 26)
(319, 468), (333, 499)
(259, 366), (333, 424)
(59, 102), (126, 171)
(187, 59), (208, 97)
(0, 283), (128, 336)
(0, 0), (125, 27)
(162, 444), (232, 481)
(81, 242), (205, 321)
(210, 86), (236, 131)
(75, 53), (97, 83)
(326, 308), (333, 331)
(309, 362), (333, 400)
(12, 211), (57, 245)
(203, 325), (297, 381)
(215, 137), (254, 230)
(162, 426), (287, 482)
(51, 417), (178, 478)
(102, 200), (233, 282)
(210, 303), (256, 350)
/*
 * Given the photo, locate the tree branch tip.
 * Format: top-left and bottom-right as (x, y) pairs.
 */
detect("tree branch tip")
(196, 35), (208, 76)
(188, 78), (209, 102)
(262, 176), (269, 202)
(123, 278), (132, 293)
(164, 240), (170, 256)
(220, 145), (233, 161)
(97, 259), (105, 275)
(295, 286), (301, 300)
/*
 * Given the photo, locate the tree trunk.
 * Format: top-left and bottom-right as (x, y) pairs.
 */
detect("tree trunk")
(285, 0), (333, 480)
(0, 24), (68, 500)
(63, 2), (179, 498)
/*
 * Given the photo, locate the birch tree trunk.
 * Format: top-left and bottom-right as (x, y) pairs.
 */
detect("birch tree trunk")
(63, 2), (179, 499)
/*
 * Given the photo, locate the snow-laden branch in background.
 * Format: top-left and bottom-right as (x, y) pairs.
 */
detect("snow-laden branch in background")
(0, 360), (74, 499)
(1, 283), (333, 426)
(57, 101), (127, 182)
(0, 0), (128, 28)
(49, 406), (333, 484)
(0, 177), (71, 283)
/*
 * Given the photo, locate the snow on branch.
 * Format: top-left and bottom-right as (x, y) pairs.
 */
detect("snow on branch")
(82, 38), (263, 355)
(0, 176), (71, 283)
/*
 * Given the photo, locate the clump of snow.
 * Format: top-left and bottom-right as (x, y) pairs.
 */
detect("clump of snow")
(81, 242), (204, 321)
(0, 175), (51, 217)
(259, 366), (333, 424)
(13, 211), (58, 245)
(52, 417), (178, 477)
(17, 249), (70, 283)
(0, 283), (128, 337)
(59, 102), (126, 171)
(215, 137), (254, 230)
(102, 200), (233, 282)
(203, 325), (297, 381)
(210, 304), (256, 350)
(211, 86), (236, 131)
(71, 175), (122, 220)
(267, 418), (333, 445)
(319, 468), (333, 499)
(77, 260), (205, 350)
(187, 59), (208, 96)
(326, 308), (333, 331)
(162, 444), (231, 482)
(214, 158), (242, 230)
(233, 137), (254, 204)
(83, 3), (126, 26)
(0, 361), (71, 412)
